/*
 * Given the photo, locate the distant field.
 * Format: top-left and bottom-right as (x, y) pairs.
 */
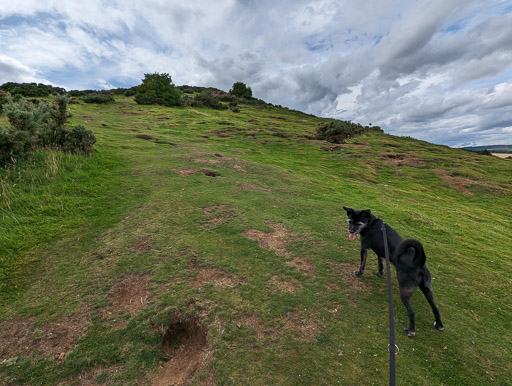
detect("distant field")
(492, 153), (512, 159)
(1, 96), (511, 385)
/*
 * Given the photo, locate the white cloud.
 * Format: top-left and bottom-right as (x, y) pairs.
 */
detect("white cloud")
(0, 0), (511, 145)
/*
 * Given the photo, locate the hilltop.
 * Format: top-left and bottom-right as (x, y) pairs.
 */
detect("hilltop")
(1, 92), (511, 385)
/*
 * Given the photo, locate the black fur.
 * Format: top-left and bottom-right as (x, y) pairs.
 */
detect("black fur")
(343, 206), (444, 336)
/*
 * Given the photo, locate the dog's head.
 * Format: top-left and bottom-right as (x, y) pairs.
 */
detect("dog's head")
(343, 206), (372, 241)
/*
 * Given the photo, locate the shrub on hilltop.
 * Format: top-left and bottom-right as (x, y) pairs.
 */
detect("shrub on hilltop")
(82, 91), (115, 104)
(315, 120), (382, 143)
(183, 91), (227, 110)
(135, 73), (182, 107)
(229, 81), (252, 98)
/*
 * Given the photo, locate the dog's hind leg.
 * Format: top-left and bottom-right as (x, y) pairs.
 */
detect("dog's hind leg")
(400, 288), (416, 336)
(374, 256), (384, 277)
(419, 280), (444, 331)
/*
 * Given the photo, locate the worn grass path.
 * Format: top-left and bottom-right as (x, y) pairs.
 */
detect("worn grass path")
(1, 96), (511, 385)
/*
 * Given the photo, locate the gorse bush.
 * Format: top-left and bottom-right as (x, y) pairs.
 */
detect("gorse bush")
(135, 73), (182, 107)
(0, 82), (66, 97)
(0, 96), (96, 166)
(82, 92), (115, 104)
(0, 90), (9, 114)
(184, 91), (227, 110)
(315, 120), (382, 143)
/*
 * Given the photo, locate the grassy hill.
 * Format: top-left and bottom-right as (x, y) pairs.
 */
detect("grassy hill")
(1, 95), (511, 385)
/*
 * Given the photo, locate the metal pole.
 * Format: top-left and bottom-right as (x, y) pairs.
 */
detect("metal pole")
(382, 222), (396, 386)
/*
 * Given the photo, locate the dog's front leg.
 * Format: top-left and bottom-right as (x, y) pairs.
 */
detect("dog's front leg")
(354, 248), (367, 276)
(374, 256), (384, 277)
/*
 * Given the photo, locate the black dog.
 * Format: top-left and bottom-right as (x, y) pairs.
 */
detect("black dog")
(343, 206), (444, 336)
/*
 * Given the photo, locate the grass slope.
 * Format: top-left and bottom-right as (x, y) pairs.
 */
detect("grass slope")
(1, 96), (511, 385)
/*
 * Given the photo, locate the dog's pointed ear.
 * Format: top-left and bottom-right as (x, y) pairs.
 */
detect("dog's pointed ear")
(362, 209), (371, 214)
(343, 206), (352, 213)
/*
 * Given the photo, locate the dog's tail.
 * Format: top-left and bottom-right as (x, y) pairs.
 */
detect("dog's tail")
(394, 238), (426, 268)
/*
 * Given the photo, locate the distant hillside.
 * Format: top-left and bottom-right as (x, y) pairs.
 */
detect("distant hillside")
(463, 144), (512, 153)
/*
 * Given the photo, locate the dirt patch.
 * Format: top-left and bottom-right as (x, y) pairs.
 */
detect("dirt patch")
(432, 169), (475, 196)
(0, 306), (91, 360)
(337, 263), (371, 306)
(131, 235), (152, 252)
(105, 274), (153, 317)
(203, 170), (220, 177)
(153, 314), (210, 386)
(286, 257), (315, 276)
(202, 204), (236, 229)
(172, 167), (220, 177)
(234, 316), (269, 341)
(243, 221), (293, 257)
(269, 275), (301, 294)
(190, 259), (240, 289)
(188, 152), (248, 174)
(382, 152), (426, 167)
(173, 167), (201, 176)
(136, 134), (158, 141)
(282, 310), (320, 340)
(80, 116), (94, 120)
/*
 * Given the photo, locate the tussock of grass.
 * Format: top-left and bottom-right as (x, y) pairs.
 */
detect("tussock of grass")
(1, 96), (511, 385)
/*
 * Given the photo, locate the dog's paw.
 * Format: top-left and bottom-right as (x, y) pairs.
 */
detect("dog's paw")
(374, 271), (383, 278)
(354, 270), (363, 277)
(404, 329), (416, 337)
(434, 322), (444, 331)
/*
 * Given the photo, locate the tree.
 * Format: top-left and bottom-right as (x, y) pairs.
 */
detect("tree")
(135, 73), (182, 107)
(229, 82), (252, 98)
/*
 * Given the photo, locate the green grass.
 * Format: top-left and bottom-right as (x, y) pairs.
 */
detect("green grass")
(1, 96), (511, 385)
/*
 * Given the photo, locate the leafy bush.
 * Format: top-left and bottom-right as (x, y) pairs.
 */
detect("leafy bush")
(184, 91), (227, 110)
(0, 96), (96, 166)
(229, 82), (253, 98)
(315, 120), (382, 143)
(3, 98), (53, 134)
(135, 73), (182, 107)
(0, 82), (66, 97)
(82, 92), (115, 104)
(0, 126), (33, 164)
(0, 90), (9, 114)
(124, 88), (137, 97)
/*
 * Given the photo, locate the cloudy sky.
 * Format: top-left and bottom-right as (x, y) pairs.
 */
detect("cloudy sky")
(1, 1), (511, 146)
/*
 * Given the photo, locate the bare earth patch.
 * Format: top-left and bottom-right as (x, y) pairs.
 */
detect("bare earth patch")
(188, 152), (248, 173)
(269, 275), (302, 294)
(152, 314), (211, 386)
(243, 220), (293, 257)
(286, 257), (315, 276)
(0, 306), (91, 361)
(337, 263), (372, 307)
(432, 169), (475, 196)
(190, 259), (240, 289)
(131, 235), (152, 252)
(382, 152), (426, 167)
(172, 167), (220, 177)
(105, 274), (153, 317)
(173, 167), (201, 176)
(202, 204), (236, 229)
(234, 316), (269, 341)
(282, 310), (320, 340)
